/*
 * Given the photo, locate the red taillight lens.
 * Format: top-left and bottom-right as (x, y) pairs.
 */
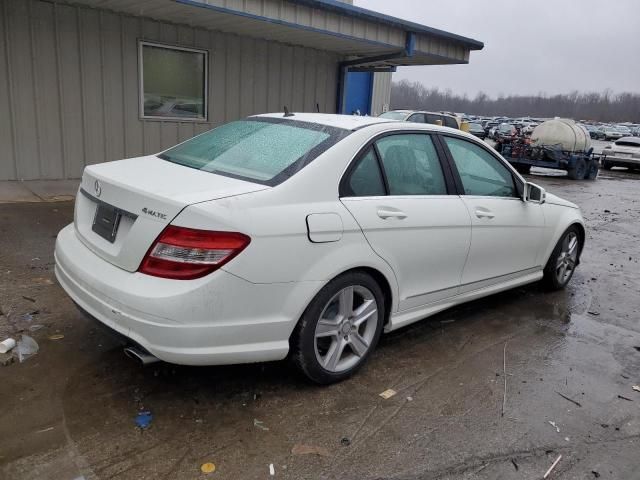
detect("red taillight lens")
(138, 226), (250, 280)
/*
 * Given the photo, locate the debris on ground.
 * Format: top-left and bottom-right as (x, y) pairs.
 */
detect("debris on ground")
(269, 463), (275, 476)
(0, 352), (15, 367)
(511, 458), (519, 471)
(617, 395), (633, 402)
(28, 324), (44, 332)
(439, 319), (456, 324)
(200, 462), (216, 474)
(21, 296), (36, 303)
(543, 454), (562, 479)
(48, 334), (64, 341)
(592, 470), (601, 478)
(254, 419), (269, 431)
(632, 385), (640, 393)
(16, 335), (39, 363)
(555, 391), (582, 407)
(379, 389), (397, 399)
(406, 396), (413, 401)
(548, 421), (560, 433)
(587, 311), (600, 316)
(0, 338), (16, 354)
(340, 437), (351, 446)
(135, 411), (153, 429)
(291, 444), (331, 457)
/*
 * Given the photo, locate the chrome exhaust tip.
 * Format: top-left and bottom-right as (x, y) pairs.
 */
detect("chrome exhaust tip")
(124, 346), (160, 365)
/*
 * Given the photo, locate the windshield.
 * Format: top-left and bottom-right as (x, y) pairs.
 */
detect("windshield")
(470, 123), (483, 130)
(499, 124), (514, 132)
(379, 111), (409, 120)
(158, 118), (348, 185)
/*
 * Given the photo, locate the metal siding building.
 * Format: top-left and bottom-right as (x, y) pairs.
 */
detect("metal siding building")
(0, 0), (482, 181)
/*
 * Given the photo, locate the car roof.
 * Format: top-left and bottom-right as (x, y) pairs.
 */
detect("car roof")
(253, 112), (395, 130)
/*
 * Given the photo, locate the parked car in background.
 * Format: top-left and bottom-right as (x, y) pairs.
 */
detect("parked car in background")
(483, 121), (499, 136)
(468, 122), (487, 139)
(494, 123), (517, 140)
(616, 125), (632, 137)
(379, 110), (460, 129)
(603, 125), (624, 141)
(601, 137), (640, 171)
(54, 113), (585, 384)
(584, 125), (604, 140)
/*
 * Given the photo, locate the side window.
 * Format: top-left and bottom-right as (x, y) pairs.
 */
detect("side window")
(444, 136), (517, 198)
(407, 113), (426, 123)
(343, 147), (386, 197)
(443, 116), (459, 129)
(375, 134), (447, 196)
(425, 113), (442, 125)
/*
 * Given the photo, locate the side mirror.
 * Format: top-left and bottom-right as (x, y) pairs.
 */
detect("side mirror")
(525, 182), (546, 204)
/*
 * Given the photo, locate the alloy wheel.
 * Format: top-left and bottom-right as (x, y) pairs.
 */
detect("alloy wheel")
(556, 232), (579, 284)
(314, 285), (378, 373)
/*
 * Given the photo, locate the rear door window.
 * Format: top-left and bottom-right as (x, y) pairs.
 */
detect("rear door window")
(443, 116), (459, 129)
(425, 113), (442, 125)
(375, 134), (447, 196)
(407, 113), (426, 123)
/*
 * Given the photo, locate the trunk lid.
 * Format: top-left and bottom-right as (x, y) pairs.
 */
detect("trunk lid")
(75, 155), (268, 272)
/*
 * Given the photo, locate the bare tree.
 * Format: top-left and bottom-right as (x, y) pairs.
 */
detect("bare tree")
(390, 80), (640, 122)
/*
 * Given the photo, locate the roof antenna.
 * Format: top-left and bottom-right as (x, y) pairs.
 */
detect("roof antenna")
(316, 103), (320, 113)
(283, 106), (294, 117)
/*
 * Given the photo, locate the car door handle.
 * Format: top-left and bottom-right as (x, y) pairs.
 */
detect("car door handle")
(377, 208), (407, 219)
(475, 209), (495, 219)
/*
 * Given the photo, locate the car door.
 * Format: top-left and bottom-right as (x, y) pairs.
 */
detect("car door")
(440, 135), (545, 291)
(340, 132), (471, 311)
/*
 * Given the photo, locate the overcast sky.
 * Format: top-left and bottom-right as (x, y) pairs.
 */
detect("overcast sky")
(355, 0), (640, 98)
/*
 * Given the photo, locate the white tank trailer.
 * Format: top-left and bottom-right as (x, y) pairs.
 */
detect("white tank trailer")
(530, 119), (591, 152)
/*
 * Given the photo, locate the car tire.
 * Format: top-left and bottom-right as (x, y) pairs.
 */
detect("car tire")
(602, 160), (612, 170)
(584, 160), (599, 180)
(515, 164), (531, 174)
(542, 226), (582, 290)
(290, 271), (385, 384)
(567, 158), (586, 180)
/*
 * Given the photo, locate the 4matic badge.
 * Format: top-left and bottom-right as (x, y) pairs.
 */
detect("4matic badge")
(141, 207), (167, 220)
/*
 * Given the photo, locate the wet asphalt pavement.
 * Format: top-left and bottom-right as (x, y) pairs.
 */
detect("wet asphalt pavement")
(1, 167), (639, 480)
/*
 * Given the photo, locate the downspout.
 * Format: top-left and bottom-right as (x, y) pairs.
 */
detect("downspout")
(336, 32), (415, 114)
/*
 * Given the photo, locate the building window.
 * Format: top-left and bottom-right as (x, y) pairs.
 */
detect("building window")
(138, 41), (208, 121)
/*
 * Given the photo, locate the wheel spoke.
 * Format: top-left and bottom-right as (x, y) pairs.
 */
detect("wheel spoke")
(315, 319), (340, 338)
(352, 299), (377, 327)
(324, 338), (346, 371)
(338, 286), (354, 319)
(349, 333), (369, 357)
(568, 235), (578, 255)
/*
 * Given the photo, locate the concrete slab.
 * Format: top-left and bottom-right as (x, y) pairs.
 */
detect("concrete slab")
(0, 180), (79, 203)
(0, 181), (41, 203)
(23, 180), (79, 202)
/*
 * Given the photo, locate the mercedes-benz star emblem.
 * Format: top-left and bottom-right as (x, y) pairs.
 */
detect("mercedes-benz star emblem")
(94, 179), (102, 197)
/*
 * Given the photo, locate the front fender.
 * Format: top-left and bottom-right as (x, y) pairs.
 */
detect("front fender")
(539, 203), (585, 267)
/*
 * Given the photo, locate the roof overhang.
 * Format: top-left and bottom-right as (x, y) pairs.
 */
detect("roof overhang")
(61, 0), (483, 68)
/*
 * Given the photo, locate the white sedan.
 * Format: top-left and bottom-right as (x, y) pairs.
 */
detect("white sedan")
(55, 114), (585, 384)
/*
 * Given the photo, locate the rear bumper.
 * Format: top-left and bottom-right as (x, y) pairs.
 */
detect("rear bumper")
(55, 224), (323, 365)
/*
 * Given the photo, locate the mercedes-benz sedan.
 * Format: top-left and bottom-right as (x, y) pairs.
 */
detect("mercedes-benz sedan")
(55, 114), (585, 384)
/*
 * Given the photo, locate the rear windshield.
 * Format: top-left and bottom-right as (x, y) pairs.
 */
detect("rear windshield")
(158, 118), (349, 185)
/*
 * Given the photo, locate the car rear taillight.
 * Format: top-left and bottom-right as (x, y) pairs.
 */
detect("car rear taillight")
(138, 226), (250, 280)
